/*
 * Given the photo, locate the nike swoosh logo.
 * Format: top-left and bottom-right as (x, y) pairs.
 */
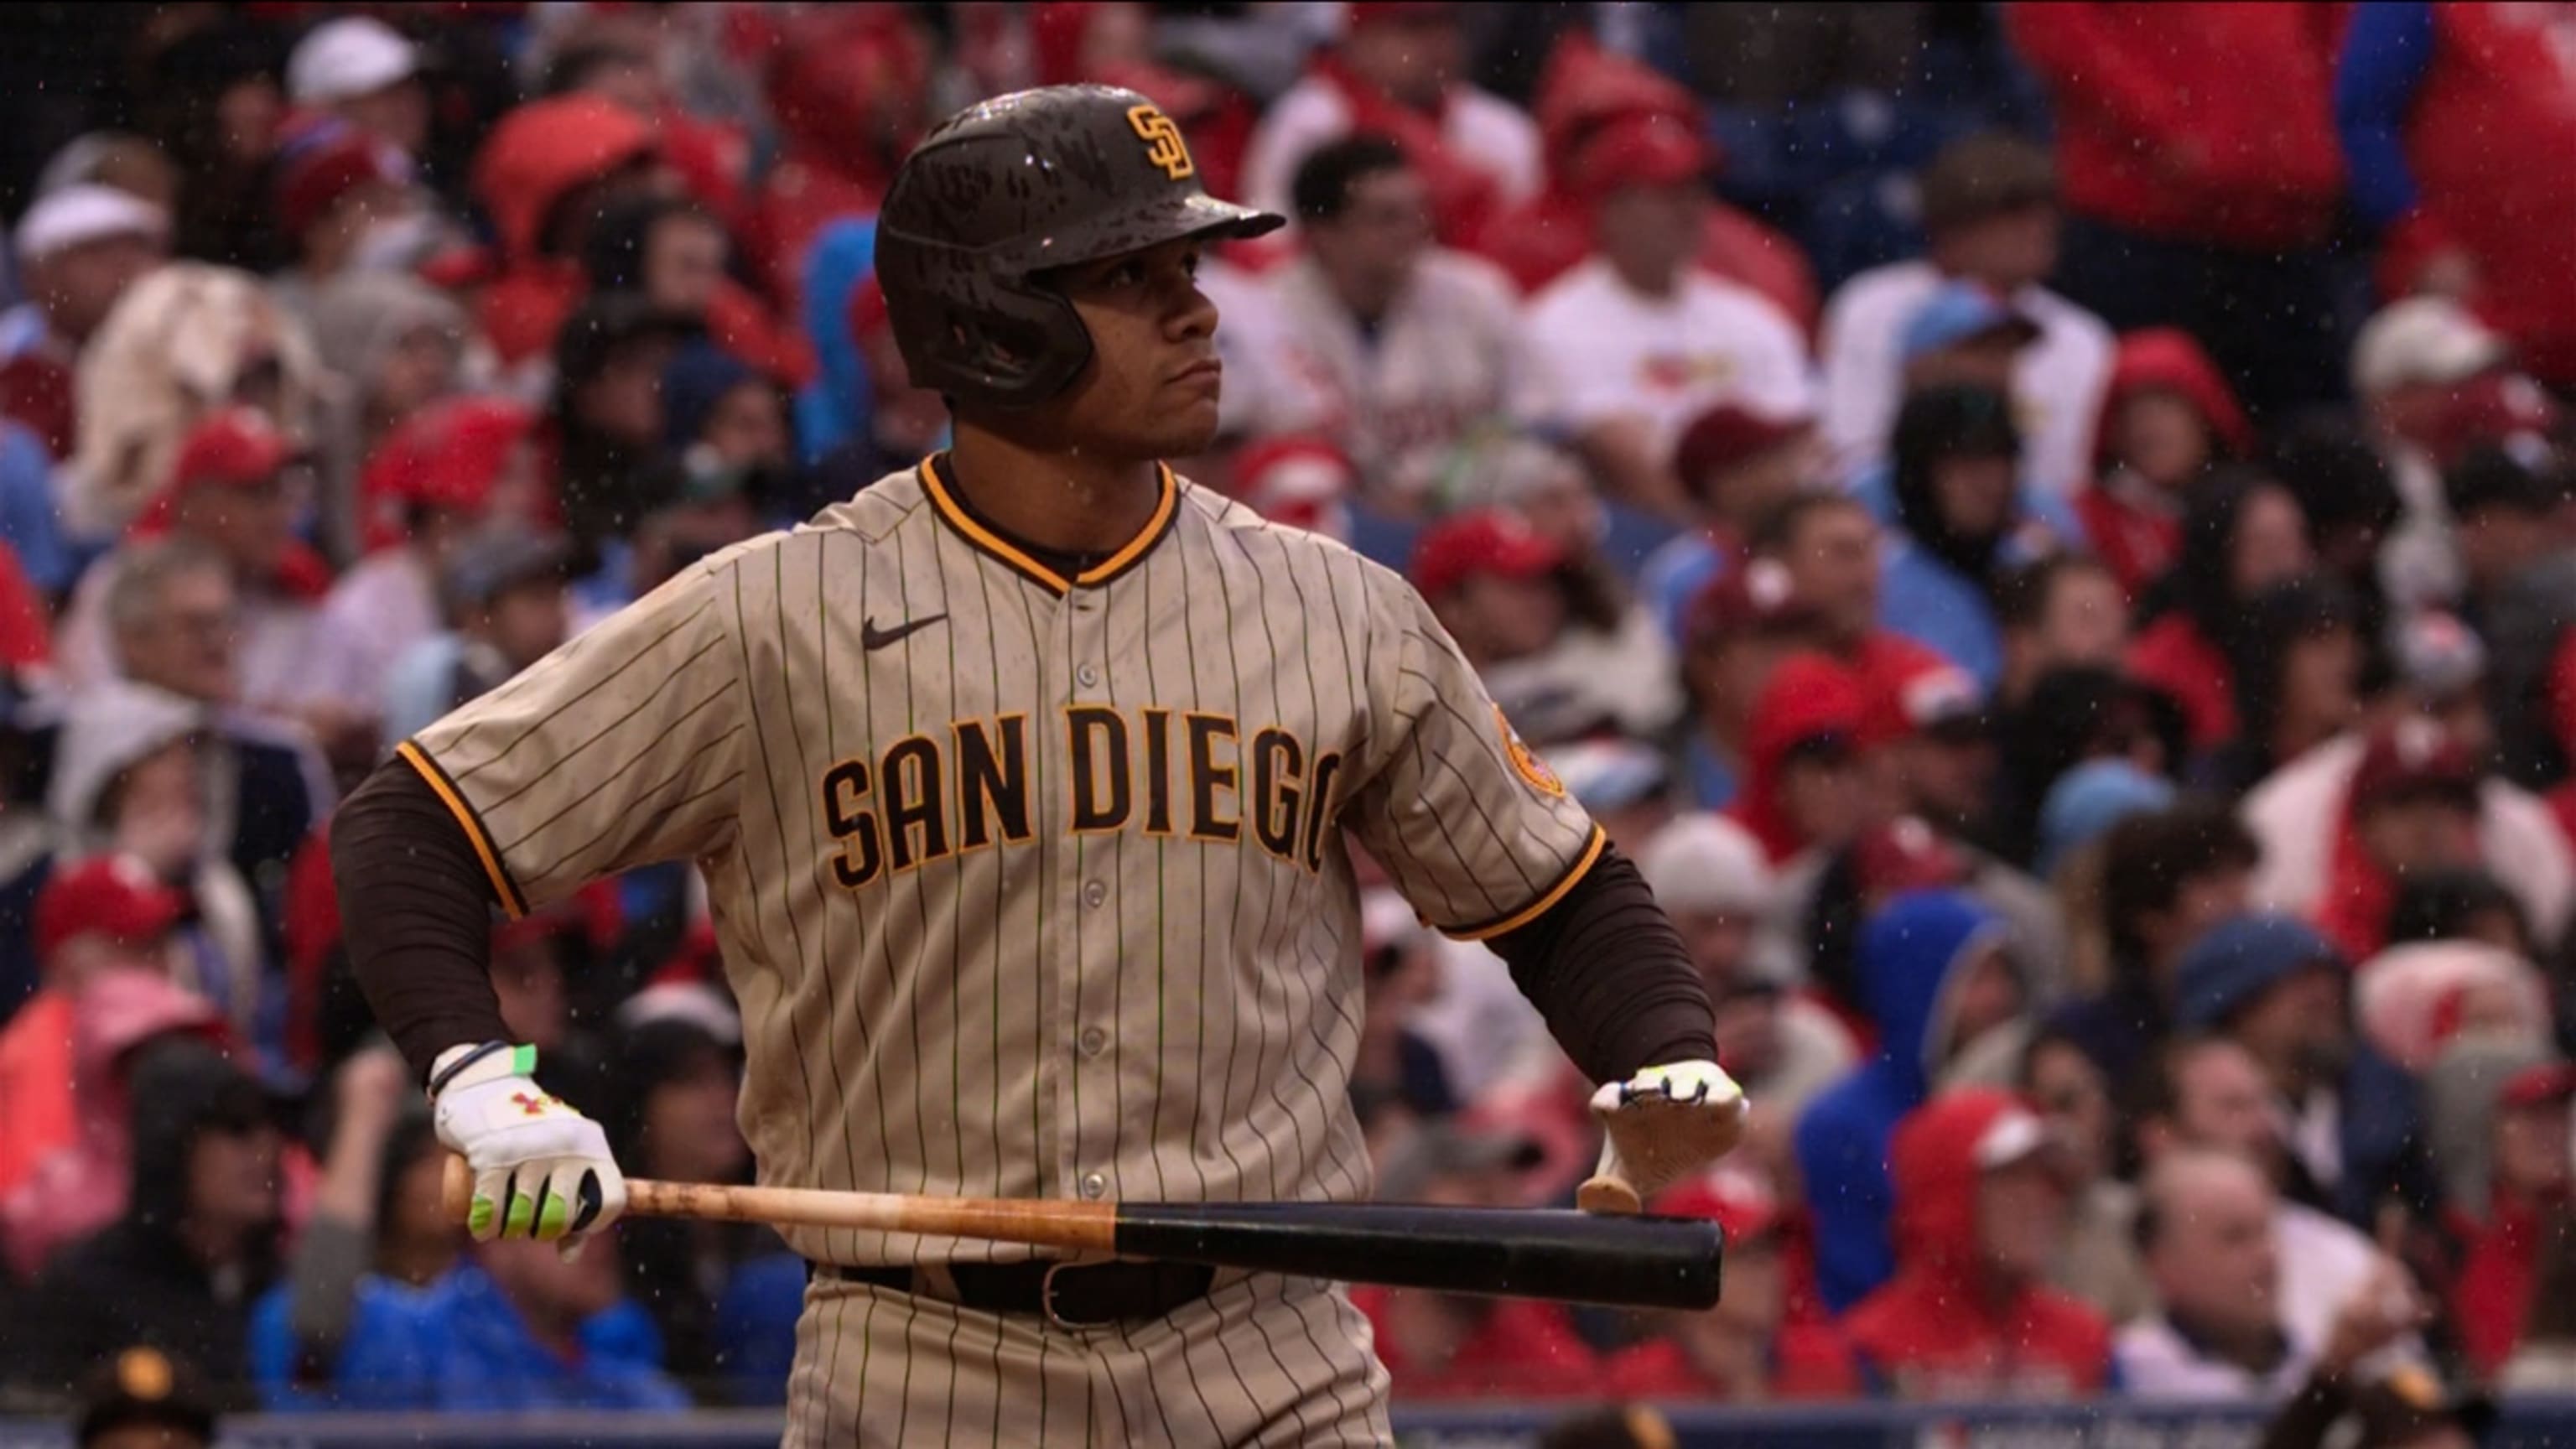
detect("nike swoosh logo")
(862, 614), (948, 651)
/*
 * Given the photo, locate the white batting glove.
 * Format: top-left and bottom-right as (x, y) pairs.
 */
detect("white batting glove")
(431, 1042), (626, 1250)
(1578, 1060), (1749, 1215)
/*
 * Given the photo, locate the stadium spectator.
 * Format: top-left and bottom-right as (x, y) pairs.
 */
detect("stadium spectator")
(2118, 1148), (2313, 1400)
(284, 18), (429, 163)
(1670, 564), (1816, 812)
(2268, 426), (2407, 696)
(2200, 574), (2368, 799)
(1471, 33), (1815, 325)
(1794, 890), (2018, 1311)
(265, 127), (428, 329)
(468, 94), (666, 371)
(1270, 136), (1519, 500)
(2018, 1029), (2149, 1323)
(1993, 557), (2130, 716)
(1639, 814), (1854, 1133)
(23, 1037), (281, 1406)
(0, 184), (168, 463)
(2448, 447), (2576, 792)
(1514, 119), (1813, 518)
(550, 295), (696, 556)
(1353, 1122), (1600, 1400)
(740, 7), (932, 304)
(63, 263), (322, 548)
(2127, 470), (2316, 755)
(584, 195), (812, 392)
(1729, 652), (1871, 870)
(0, 856), (195, 1198)
(305, 398), (535, 730)
(2005, 3), (2350, 421)
(2132, 1036), (2400, 1359)
(1245, 2), (1540, 249)
(2421, 1041), (2574, 1379)
(304, 272), (470, 567)
(2335, 1), (2576, 388)
(2075, 330), (2255, 597)
(1409, 510), (1652, 744)
(1820, 132), (2112, 499)
(2171, 916), (2437, 1232)
(2350, 298), (2529, 618)
(1842, 1088), (2111, 1400)
(1639, 399), (1823, 650)
(1604, 1171), (1859, 1400)
(2047, 804), (2260, 1091)
(246, 1046), (454, 1409)
(1350, 890), (1454, 1145)
(1871, 384), (2060, 688)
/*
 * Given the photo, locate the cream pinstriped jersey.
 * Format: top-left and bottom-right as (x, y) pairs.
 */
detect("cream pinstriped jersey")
(400, 456), (1602, 1267)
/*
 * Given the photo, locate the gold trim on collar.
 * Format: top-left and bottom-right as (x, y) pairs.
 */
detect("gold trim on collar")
(918, 455), (1179, 595)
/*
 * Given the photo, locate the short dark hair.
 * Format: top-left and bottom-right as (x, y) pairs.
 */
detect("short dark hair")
(2385, 868), (2527, 950)
(1994, 553), (2114, 633)
(1750, 489), (1869, 558)
(2447, 444), (2569, 523)
(1919, 132), (2058, 236)
(1291, 133), (1411, 225)
(2099, 803), (2260, 977)
(2268, 422), (2402, 541)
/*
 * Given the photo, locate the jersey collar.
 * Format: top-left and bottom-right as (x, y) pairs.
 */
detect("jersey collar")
(918, 453), (1180, 595)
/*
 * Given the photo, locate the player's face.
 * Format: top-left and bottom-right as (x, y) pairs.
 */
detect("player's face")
(1052, 236), (1224, 460)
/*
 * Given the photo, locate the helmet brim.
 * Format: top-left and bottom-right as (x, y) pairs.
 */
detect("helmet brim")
(1014, 190), (1284, 275)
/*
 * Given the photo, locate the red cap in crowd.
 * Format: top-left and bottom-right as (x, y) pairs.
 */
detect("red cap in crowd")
(275, 127), (406, 239)
(358, 397), (536, 552)
(1347, 2), (1457, 30)
(1572, 112), (1712, 205)
(2500, 1062), (2576, 1110)
(1852, 816), (1971, 899)
(170, 410), (292, 496)
(1682, 558), (1815, 652)
(1858, 656), (1986, 749)
(35, 854), (187, 962)
(1409, 509), (1564, 598)
(1233, 437), (1356, 543)
(1674, 400), (1815, 490)
(1651, 1168), (1783, 1244)
(2350, 719), (2480, 813)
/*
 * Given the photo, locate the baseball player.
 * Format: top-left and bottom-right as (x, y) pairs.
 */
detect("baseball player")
(331, 84), (1741, 1446)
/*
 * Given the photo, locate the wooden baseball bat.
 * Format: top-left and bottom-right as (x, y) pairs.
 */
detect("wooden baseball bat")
(440, 1157), (1723, 1310)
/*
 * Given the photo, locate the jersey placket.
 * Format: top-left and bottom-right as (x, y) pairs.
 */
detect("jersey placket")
(1057, 579), (1124, 1208)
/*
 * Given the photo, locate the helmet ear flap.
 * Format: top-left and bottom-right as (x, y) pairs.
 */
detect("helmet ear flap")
(915, 276), (1093, 410)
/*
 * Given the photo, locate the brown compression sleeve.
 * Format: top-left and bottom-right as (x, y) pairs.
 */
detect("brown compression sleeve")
(330, 760), (511, 1083)
(1484, 842), (1719, 1083)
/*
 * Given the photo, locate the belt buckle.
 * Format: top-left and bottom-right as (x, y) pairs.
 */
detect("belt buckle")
(1040, 1259), (1115, 1331)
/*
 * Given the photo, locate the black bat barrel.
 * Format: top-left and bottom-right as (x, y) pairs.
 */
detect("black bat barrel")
(1113, 1202), (1724, 1311)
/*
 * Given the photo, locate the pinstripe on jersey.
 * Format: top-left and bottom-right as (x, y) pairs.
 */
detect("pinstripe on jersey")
(402, 455), (1602, 1272)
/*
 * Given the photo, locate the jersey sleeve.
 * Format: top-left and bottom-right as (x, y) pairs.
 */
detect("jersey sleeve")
(397, 560), (748, 918)
(1343, 575), (1605, 940)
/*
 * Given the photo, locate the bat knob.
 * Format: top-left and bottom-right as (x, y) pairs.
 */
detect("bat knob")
(1576, 1175), (1643, 1216)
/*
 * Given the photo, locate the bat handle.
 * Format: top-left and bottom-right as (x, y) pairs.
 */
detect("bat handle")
(440, 1154), (474, 1225)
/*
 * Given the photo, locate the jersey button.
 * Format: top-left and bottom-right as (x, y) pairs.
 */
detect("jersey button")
(1080, 1172), (1108, 1199)
(1083, 880), (1107, 909)
(1077, 664), (1100, 688)
(1079, 1026), (1108, 1057)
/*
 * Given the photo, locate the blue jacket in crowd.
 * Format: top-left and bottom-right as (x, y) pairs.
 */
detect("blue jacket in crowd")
(250, 1262), (690, 1414)
(1793, 890), (2008, 1312)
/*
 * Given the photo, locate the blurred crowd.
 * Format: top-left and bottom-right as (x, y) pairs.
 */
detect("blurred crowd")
(0, 1), (2571, 1437)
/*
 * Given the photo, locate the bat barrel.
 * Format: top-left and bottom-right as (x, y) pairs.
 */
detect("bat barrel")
(1115, 1202), (1723, 1311)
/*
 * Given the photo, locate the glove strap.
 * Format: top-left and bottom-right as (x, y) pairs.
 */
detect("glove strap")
(429, 1041), (533, 1098)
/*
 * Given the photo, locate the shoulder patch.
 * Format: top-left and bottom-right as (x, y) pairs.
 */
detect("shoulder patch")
(1495, 706), (1565, 797)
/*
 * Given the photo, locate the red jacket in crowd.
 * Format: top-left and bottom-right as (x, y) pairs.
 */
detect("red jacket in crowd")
(2006, 3), (2348, 252)
(1351, 1287), (1602, 1400)
(2077, 330), (2255, 597)
(1471, 33), (1816, 327)
(741, 7), (934, 306)
(471, 95), (659, 367)
(1841, 1091), (2113, 1398)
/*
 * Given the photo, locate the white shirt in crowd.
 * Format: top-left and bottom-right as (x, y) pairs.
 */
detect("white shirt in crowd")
(2242, 732), (2575, 948)
(297, 548), (441, 717)
(2115, 1313), (2316, 1402)
(1241, 72), (1543, 226)
(1818, 259), (2116, 497)
(1515, 257), (1816, 467)
(1197, 257), (1329, 444)
(1265, 248), (1523, 491)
